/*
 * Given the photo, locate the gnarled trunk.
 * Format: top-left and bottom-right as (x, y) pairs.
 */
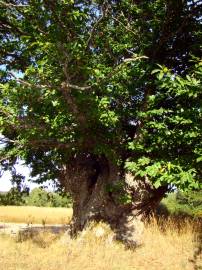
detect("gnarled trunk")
(60, 153), (167, 247)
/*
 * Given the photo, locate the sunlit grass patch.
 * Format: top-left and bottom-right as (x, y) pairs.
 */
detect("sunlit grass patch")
(0, 218), (201, 270)
(0, 206), (72, 224)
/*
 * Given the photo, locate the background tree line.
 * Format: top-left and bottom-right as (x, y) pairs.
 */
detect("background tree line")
(0, 186), (201, 219)
(0, 187), (72, 208)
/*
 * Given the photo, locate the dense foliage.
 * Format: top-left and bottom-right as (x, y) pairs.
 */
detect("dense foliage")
(0, 0), (201, 191)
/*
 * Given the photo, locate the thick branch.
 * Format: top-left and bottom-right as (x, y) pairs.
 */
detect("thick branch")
(8, 72), (50, 89)
(60, 82), (86, 125)
(62, 82), (91, 91)
(10, 71), (92, 92)
(28, 139), (72, 150)
(0, 136), (72, 150)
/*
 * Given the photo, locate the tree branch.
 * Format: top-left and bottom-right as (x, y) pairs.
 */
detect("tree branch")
(86, 1), (108, 49)
(0, 17), (27, 35)
(0, 138), (15, 144)
(0, 1), (28, 8)
(61, 82), (91, 91)
(60, 82), (86, 125)
(113, 16), (137, 37)
(96, 55), (148, 86)
(29, 139), (71, 149)
(9, 71), (92, 92)
(8, 72), (51, 89)
(0, 136), (72, 150)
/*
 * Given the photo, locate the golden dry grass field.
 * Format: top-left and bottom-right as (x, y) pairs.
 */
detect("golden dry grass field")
(0, 206), (201, 270)
(0, 206), (72, 224)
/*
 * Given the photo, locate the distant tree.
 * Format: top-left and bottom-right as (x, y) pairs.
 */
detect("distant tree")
(26, 187), (49, 207)
(0, 186), (29, 205)
(160, 190), (202, 218)
(176, 190), (202, 209)
(49, 192), (72, 208)
(0, 0), (201, 246)
(25, 187), (72, 207)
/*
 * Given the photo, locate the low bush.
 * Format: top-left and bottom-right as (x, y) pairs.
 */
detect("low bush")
(160, 190), (202, 218)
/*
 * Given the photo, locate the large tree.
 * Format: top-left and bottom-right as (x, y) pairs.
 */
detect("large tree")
(0, 0), (201, 246)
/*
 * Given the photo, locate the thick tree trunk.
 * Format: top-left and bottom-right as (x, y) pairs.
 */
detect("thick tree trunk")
(60, 153), (167, 247)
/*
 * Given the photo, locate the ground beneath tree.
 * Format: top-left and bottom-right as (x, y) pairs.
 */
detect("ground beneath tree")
(0, 222), (67, 236)
(0, 220), (199, 270)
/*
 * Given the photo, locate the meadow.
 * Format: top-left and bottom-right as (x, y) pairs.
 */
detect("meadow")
(0, 206), (201, 270)
(0, 206), (72, 224)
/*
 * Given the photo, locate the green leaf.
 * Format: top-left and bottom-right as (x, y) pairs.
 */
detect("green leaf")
(151, 69), (160, 75)
(158, 72), (164, 80)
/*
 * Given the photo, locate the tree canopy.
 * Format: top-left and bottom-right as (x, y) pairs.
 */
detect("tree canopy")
(0, 0), (202, 191)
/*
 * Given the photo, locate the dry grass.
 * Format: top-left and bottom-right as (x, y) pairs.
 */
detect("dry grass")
(0, 206), (72, 224)
(0, 217), (201, 270)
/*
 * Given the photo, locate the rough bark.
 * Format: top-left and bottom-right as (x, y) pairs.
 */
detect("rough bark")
(60, 153), (167, 247)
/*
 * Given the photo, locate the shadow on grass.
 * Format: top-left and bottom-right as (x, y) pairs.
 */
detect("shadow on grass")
(16, 225), (68, 248)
